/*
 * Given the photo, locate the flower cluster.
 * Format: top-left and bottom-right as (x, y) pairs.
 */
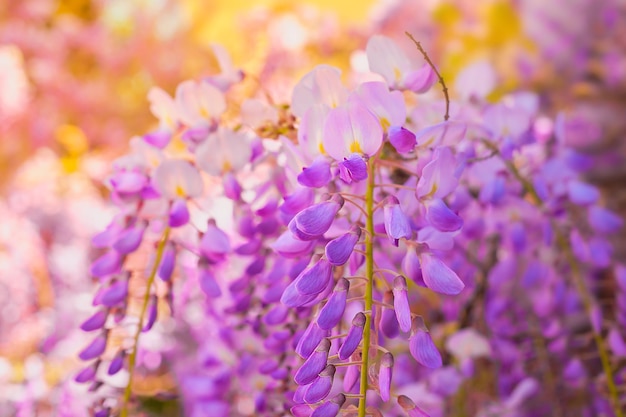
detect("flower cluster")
(76, 31), (625, 417)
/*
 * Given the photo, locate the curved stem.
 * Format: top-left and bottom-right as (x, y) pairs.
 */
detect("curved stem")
(358, 160), (376, 417)
(120, 226), (171, 417)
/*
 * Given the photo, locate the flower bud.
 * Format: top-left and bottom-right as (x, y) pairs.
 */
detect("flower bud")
(325, 226), (361, 266)
(316, 278), (349, 330)
(338, 313), (366, 360)
(294, 338), (330, 385)
(304, 365), (335, 403)
(378, 353), (393, 401)
(393, 276), (412, 332)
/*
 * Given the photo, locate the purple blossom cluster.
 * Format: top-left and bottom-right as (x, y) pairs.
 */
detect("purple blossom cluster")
(76, 33), (625, 417)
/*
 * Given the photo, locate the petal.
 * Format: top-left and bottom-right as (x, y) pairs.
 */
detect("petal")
(388, 126), (417, 153)
(294, 339), (331, 385)
(325, 227), (361, 266)
(366, 35), (411, 88)
(378, 353), (394, 401)
(568, 180), (599, 205)
(108, 350), (125, 375)
(198, 268), (222, 298)
(296, 321), (329, 358)
(402, 248), (426, 287)
(90, 250), (121, 278)
(169, 198), (190, 228)
(420, 252), (464, 295)
(153, 159), (203, 199)
(80, 310), (108, 332)
(588, 206), (623, 234)
(338, 313), (366, 360)
(404, 65), (437, 94)
(298, 158), (332, 188)
(354, 81), (406, 128)
(425, 199), (463, 232)
(304, 365), (335, 403)
(310, 394), (345, 417)
(409, 328), (442, 368)
(158, 243), (176, 281)
(338, 154), (368, 183)
(79, 334), (107, 361)
(384, 196), (412, 245)
(293, 201), (342, 240)
(380, 291), (400, 339)
(416, 147), (459, 199)
(322, 101), (383, 160)
(393, 276), (412, 332)
(316, 278), (349, 330)
(199, 222), (231, 260)
(295, 259), (333, 296)
(100, 279), (128, 307)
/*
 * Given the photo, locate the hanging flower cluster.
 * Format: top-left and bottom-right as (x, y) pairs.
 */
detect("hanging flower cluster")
(76, 33), (625, 417)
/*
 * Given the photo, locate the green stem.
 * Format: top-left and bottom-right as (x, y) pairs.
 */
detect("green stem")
(358, 161), (376, 417)
(484, 141), (623, 417)
(120, 226), (171, 417)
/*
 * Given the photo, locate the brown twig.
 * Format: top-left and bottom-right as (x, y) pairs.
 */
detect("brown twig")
(405, 32), (450, 122)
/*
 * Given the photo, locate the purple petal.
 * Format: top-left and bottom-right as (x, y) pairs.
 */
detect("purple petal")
(317, 278), (349, 330)
(79, 334), (107, 361)
(296, 321), (330, 358)
(264, 305), (289, 326)
(108, 350), (125, 375)
(90, 250), (121, 278)
(304, 365), (335, 403)
(223, 172), (242, 201)
(380, 291), (400, 339)
(409, 328), (442, 368)
(142, 296), (158, 332)
(295, 259), (333, 295)
(404, 65), (437, 93)
(425, 199), (463, 232)
(100, 279), (128, 307)
(388, 126), (417, 153)
(293, 200), (342, 240)
(568, 180), (599, 205)
(379, 352), (394, 401)
(420, 252), (464, 295)
(589, 206), (623, 234)
(384, 196), (412, 245)
(338, 313), (366, 360)
(281, 280), (317, 307)
(343, 362), (360, 392)
(80, 310), (108, 332)
(109, 171), (147, 194)
(416, 147), (459, 199)
(198, 268), (222, 297)
(291, 404), (313, 417)
(294, 339), (330, 385)
(199, 222), (231, 260)
(272, 231), (315, 258)
(169, 198), (190, 227)
(75, 364), (97, 383)
(393, 276), (412, 332)
(281, 187), (316, 217)
(311, 394), (345, 417)
(143, 128), (171, 148)
(325, 227), (361, 266)
(338, 154), (368, 183)
(402, 248), (425, 287)
(158, 243), (176, 281)
(113, 223), (146, 254)
(298, 158), (332, 188)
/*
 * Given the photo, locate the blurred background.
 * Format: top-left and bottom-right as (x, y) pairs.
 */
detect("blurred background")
(0, 0), (624, 415)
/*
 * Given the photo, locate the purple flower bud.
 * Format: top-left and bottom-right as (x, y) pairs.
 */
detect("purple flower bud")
(509, 221), (526, 252)
(409, 319), (442, 368)
(259, 359), (280, 375)
(143, 296), (158, 332)
(311, 393), (346, 417)
(264, 305), (289, 325)
(158, 243), (176, 281)
(281, 281), (316, 308)
(568, 180), (599, 205)
(402, 248), (425, 287)
(245, 257), (266, 276)
(169, 198), (190, 227)
(380, 291), (400, 338)
(339, 313), (366, 360)
(294, 338), (331, 385)
(293, 383), (309, 404)
(388, 126), (416, 153)
(296, 321), (329, 358)
(75, 364), (97, 383)
(397, 395), (430, 417)
(343, 361), (360, 392)
(237, 215), (256, 238)
(235, 239), (262, 255)
(94, 408), (111, 417)
(271, 367), (289, 380)
(393, 276), (412, 332)
(199, 221), (231, 261)
(317, 278), (349, 330)
(198, 267), (222, 297)
(108, 350), (125, 375)
(425, 199), (463, 232)
(290, 199), (342, 241)
(291, 404), (313, 417)
(79, 334), (107, 361)
(379, 352), (394, 401)
(257, 217), (280, 235)
(223, 172), (242, 201)
(338, 154), (368, 183)
(263, 279), (288, 304)
(589, 206), (623, 234)
(304, 365), (336, 403)
(295, 258), (333, 295)
(90, 250), (121, 278)
(113, 222), (146, 254)
(298, 158), (332, 188)
(80, 310), (108, 332)
(272, 231), (315, 258)
(384, 196), (412, 246)
(100, 279), (129, 307)
(325, 226), (361, 266)
(420, 252), (464, 295)
(281, 188), (316, 218)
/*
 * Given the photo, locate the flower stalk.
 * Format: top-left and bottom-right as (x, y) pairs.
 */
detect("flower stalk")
(120, 226), (171, 417)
